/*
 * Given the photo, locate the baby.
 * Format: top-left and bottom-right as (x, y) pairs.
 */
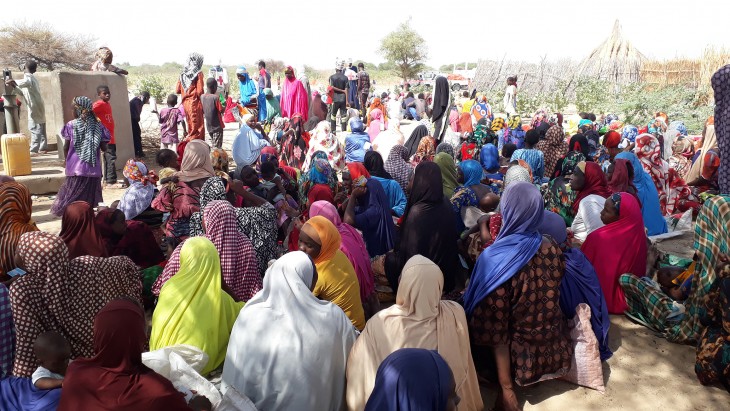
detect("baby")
(479, 193), (500, 213)
(32, 331), (71, 390)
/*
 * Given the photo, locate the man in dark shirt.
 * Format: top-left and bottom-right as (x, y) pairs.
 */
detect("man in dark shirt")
(329, 63), (349, 133)
(357, 62), (370, 117)
(129, 91), (150, 157)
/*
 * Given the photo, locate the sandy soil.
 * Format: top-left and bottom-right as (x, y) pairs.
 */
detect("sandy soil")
(29, 109), (729, 410)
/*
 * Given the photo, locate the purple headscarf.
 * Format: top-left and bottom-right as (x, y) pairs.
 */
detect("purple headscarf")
(462, 181), (544, 315)
(538, 210), (567, 244)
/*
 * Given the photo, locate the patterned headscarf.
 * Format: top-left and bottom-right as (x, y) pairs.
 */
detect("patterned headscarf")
(311, 158), (332, 185)
(711, 65), (730, 194)
(72, 96), (102, 166)
(491, 117), (505, 132)
(119, 160), (158, 221)
(211, 148), (230, 179)
(384, 145), (414, 192)
(507, 115), (521, 130)
(535, 125), (568, 178)
(559, 151), (586, 177)
(180, 52), (204, 90)
(95, 47), (112, 62)
(668, 121), (688, 136)
(622, 125), (639, 143)
(435, 142), (454, 158)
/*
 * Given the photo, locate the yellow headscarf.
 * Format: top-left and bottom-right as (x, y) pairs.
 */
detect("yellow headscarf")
(150, 237), (243, 375)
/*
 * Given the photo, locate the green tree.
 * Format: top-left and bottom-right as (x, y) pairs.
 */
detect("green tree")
(378, 21), (428, 84)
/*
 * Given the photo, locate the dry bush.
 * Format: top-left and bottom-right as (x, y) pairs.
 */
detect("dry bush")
(0, 21), (96, 71)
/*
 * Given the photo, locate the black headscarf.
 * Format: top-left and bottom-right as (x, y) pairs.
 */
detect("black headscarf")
(568, 134), (591, 158)
(431, 77), (450, 122)
(363, 151), (393, 179)
(385, 161), (459, 293)
(404, 125), (430, 159)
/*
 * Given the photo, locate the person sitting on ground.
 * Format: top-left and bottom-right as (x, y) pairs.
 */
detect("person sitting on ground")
(347, 256), (482, 411)
(94, 207), (164, 270)
(451, 159), (492, 232)
(363, 349), (461, 411)
(59, 201), (108, 259)
(59, 299), (212, 411)
(0, 181), (38, 278)
(345, 117), (372, 163)
(510, 128), (545, 182)
(156, 148), (180, 170)
(232, 114), (271, 174)
(221, 252), (357, 411)
(32, 331), (71, 390)
(363, 151), (407, 217)
(695, 252), (730, 390)
(500, 142), (517, 167)
(383, 145), (414, 193)
(569, 161), (611, 244)
(117, 159), (159, 221)
(298, 216), (365, 330)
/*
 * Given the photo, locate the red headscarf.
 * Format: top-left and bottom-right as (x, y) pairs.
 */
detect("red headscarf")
(347, 162), (371, 180)
(572, 161), (611, 212)
(603, 131), (621, 149)
(608, 159), (639, 204)
(94, 208), (164, 269)
(58, 299), (191, 410)
(59, 201), (108, 259)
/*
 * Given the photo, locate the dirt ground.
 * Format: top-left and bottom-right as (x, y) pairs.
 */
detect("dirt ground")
(29, 110), (729, 410)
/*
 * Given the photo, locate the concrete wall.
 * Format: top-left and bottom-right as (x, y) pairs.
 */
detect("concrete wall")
(13, 71), (133, 170)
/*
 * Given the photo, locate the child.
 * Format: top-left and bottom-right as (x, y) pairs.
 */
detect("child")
(32, 331), (71, 390)
(156, 94), (185, 151)
(92, 85), (118, 187)
(201, 78), (225, 148)
(156, 148), (180, 171)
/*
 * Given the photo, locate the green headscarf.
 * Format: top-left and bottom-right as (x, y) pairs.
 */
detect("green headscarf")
(434, 152), (458, 199)
(264, 88), (281, 121)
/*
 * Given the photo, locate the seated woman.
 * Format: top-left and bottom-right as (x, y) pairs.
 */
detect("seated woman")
(621, 195), (729, 343)
(232, 113), (271, 173)
(0, 181), (38, 278)
(117, 159), (159, 222)
(59, 299), (211, 411)
(403, 124), (429, 160)
(10, 232), (141, 377)
(384, 145), (414, 193)
(59, 201), (108, 259)
(221, 252), (357, 411)
(345, 117), (372, 163)
(364, 152), (407, 217)
(152, 140), (215, 247)
(154, 200), (262, 302)
(481, 143), (503, 185)
(409, 136), (437, 166)
(434, 152), (458, 199)
(385, 162), (460, 294)
(615, 152), (668, 236)
(364, 349), (460, 411)
(539, 210), (612, 361)
(298, 151), (339, 206)
(607, 159), (639, 201)
(303, 121), (346, 173)
(685, 120), (720, 194)
(545, 151), (585, 226)
(150, 237), (243, 375)
(189, 177), (278, 276)
(309, 200), (378, 317)
(463, 182), (572, 411)
(451, 159), (491, 232)
(347, 256), (482, 411)
(298, 216), (365, 330)
(343, 163), (397, 258)
(695, 253), (730, 389)
(582, 193), (647, 314)
(569, 161), (611, 244)
(94, 208), (164, 269)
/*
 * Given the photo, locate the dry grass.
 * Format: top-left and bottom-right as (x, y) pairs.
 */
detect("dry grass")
(578, 20), (646, 84)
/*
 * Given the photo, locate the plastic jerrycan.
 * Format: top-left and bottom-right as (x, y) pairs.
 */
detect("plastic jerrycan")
(1, 133), (32, 176)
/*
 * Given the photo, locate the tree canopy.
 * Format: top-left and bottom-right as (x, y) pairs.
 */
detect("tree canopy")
(0, 22), (96, 71)
(378, 22), (428, 83)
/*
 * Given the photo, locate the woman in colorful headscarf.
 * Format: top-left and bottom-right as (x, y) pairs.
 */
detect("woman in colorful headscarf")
(607, 158), (640, 201)
(347, 257), (482, 411)
(10, 231), (141, 377)
(464, 182), (571, 410)
(0, 181), (38, 278)
(117, 159), (158, 221)
(686, 120), (721, 193)
(343, 163), (397, 257)
(298, 216), (365, 330)
(263, 88), (281, 122)
(150, 237), (243, 376)
(567, 133), (591, 159)
(366, 97), (388, 128)
(279, 113), (308, 169)
(451, 159), (491, 232)
(51, 96), (111, 216)
(94, 208), (164, 270)
(175, 52), (205, 140)
(471, 94), (493, 124)
(569, 161), (611, 243)
(410, 136), (437, 166)
(545, 151), (585, 226)
(536, 124), (568, 178)
(502, 115), (525, 149)
(90, 46), (128, 74)
(481, 143), (503, 193)
(635, 133), (697, 215)
(364, 151), (407, 217)
(669, 137), (695, 180)
(221, 252), (357, 411)
(384, 145), (414, 193)
(59, 201), (108, 259)
(210, 147), (231, 179)
(431, 76), (452, 142)
(302, 121), (346, 172)
(367, 108), (385, 141)
(235, 66), (258, 106)
(602, 130), (623, 169)
(344, 117), (371, 163)
(622, 124), (639, 146)
(152, 139), (215, 244)
(615, 152), (668, 236)
(280, 66), (309, 121)
(435, 142), (455, 159)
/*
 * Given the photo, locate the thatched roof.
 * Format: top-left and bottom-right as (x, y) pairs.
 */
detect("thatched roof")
(579, 20), (646, 84)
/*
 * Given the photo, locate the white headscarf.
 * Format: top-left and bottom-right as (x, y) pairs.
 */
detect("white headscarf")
(221, 251), (357, 411)
(231, 114), (269, 168)
(180, 52), (204, 90)
(118, 161), (155, 220)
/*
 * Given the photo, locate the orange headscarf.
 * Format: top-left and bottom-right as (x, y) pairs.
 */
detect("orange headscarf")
(367, 98), (388, 126)
(302, 216), (341, 264)
(346, 162), (371, 180)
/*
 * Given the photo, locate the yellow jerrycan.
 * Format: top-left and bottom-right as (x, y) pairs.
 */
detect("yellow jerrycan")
(1, 133), (32, 176)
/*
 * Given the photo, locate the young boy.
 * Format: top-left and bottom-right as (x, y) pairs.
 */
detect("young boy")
(155, 94), (185, 151)
(32, 331), (71, 390)
(201, 78), (225, 148)
(93, 85), (117, 186)
(156, 148), (180, 171)
(5, 60), (46, 154)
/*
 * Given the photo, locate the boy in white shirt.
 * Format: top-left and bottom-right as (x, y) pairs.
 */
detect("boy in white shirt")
(31, 331), (71, 390)
(5, 60), (47, 154)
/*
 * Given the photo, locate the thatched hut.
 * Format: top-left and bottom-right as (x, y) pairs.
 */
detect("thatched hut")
(579, 20), (646, 84)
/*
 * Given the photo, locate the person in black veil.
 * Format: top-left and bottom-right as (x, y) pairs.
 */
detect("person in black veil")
(431, 76), (452, 142)
(403, 124), (430, 160)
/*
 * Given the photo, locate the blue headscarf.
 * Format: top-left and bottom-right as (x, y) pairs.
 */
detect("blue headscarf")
(668, 120), (688, 136)
(615, 152), (668, 236)
(480, 143), (499, 172)
(345, 117), (371, 163)
(459, 160), (483, 187)
(462, 181), (544, 316)
(310, 158), (332, 185)
(622, 125), (639, 143)
(236, 66), (257, 105)
(364, 349), (452, 411)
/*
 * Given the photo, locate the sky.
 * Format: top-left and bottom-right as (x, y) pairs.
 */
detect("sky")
(3, 0), (729, 69)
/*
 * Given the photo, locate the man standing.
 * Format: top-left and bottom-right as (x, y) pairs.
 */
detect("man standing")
(129, 91), (150, 158)
(328, 62), (349, 133)
(5, 60), (46, 154)
(356, 62), (370, 118)
(257, 60), (271, 122)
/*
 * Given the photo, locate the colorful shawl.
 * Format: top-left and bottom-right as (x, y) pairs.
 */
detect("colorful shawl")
(615, 152), (668, 236)
(71, 96), (102, 166)
(303, 121), (345, 172)
(536, 125), (568, 178)
(118, 160), (158, 220)
(180, 52), (204, 90)
(711, 65), (730, 194)
(0, 182), (38, 277)
(384, 145), (414, 193)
